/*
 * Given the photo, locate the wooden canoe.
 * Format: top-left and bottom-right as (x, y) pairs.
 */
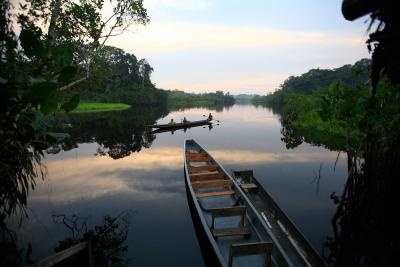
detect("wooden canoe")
(148, 119), (211, 130)
(233, 170), (328, 267)
(184, 139), (295, 267)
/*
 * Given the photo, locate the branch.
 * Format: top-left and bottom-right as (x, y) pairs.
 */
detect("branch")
(99, 31), (125, 38)
(59, 76), (87, 91)
(101, 11), (121, 29)
(47, 0), (62, 45)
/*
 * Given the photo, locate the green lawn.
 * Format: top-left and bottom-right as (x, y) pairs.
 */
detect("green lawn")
(72, 102), (131, 113)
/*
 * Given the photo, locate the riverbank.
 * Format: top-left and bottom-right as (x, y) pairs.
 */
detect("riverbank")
(72, 102), (131, 113)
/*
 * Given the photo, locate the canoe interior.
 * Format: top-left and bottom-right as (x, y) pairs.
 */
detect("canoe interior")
(233, 170), (328, 267)
(184, 139), (292, 267)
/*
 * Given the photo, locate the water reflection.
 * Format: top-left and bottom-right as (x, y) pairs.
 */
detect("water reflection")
(48, 106), (169, 159)
(11, 104), (350, 266)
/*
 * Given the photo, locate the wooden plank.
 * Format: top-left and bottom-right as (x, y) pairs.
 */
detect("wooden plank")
(228, 241), (273, 267)
(190, 171), (220, 177)
(187, 153), (208, 159)
(240, 183), (258, 190)
(187, 157), (210, 163)
(187, 152), (208, 157)
(190, 172), (224, 182)
(230, 241), (273, 256)
(211, 206), (246, 217)
(192, 179), (232, 189)
(189, 165), (218, 173)
(30, 241), (88, 267)
(187, 154), (209, 159)
(195, 190), (235, 198)
(212, 227), (251, 237)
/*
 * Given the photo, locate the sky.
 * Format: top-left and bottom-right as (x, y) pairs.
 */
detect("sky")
(107, 0), (370, 95)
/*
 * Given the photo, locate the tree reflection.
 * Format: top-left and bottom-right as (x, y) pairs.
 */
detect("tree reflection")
(48, 106), (168, 159)
(52, 212), (131, 267)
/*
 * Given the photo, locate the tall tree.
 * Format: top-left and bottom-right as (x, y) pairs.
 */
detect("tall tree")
(0, 0), (149, 222)
(138, 58), (154, 87)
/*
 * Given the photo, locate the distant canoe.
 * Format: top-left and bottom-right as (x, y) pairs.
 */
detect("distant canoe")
(184, 139), (295, 267)
(147, 119), (211, 130)
(232, 170), (328, 267)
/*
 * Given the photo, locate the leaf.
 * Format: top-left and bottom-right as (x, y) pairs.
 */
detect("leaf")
(31, 81), (57, 104)
(57, 66), (78, 83)
(19, 28), (45, 58)
(0, 76), (7, 84)
(46, 132), (70, 142)
(62, 95), (80, 112)
(53, 43), (74, 66)
(31, 111), (54, 133)
(40, 100), (58, 114)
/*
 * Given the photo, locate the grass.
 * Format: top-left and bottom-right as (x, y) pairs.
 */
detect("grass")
(72, 102), (131, 113)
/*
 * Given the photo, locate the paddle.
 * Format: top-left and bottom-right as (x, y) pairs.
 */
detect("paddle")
(202, 114), (220, 122)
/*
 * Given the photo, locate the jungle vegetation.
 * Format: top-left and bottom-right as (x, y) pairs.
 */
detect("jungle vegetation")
(253, 59), (370, 110)
(278, 1), (400, 265)
(167, 90), (235, 109)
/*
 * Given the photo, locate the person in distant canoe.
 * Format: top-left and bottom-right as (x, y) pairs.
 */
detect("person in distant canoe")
(207, 113), (213, 121)
(169, 118), (175, 124)
(183, 117), (188, 124)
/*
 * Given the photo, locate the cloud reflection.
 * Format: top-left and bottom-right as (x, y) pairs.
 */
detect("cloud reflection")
(32, 146), (343, 204)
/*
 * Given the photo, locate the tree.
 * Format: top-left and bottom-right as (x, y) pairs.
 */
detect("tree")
(0, 0), (149, 223)
(138, 58), (154, 88)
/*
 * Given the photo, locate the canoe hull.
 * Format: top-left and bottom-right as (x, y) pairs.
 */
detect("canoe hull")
(184, 168), (222, 267)
(149, 119), (211, 130)
(184, 140), (226, 266)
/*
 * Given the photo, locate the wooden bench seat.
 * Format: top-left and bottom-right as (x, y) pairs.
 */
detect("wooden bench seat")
(195, 190), (235, 198)
(190, 172), (224, 182)
(192, 179), (233, 189)
(228, 241), (273, 267)
(187, 157), (210, 163)
(240, 183), (258, 190)
(188, 151), (207, 156)
(211, 206), (250, 239)
(189, 165), (218, 173)
(187, 152), (209, 162)
(212, 227), (251, 237)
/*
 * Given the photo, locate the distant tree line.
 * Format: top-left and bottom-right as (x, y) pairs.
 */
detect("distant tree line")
(167, 90), (235, 109)
(253, 59), (370, 109)
(75, 45), (168, 106)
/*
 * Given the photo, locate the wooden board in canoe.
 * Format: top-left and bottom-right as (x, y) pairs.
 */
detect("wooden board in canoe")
(184, 139), (295, 267)
(148, 119), (211, 130)
(233, 170), (328, 267)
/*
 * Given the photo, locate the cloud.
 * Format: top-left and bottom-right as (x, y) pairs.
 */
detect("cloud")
(109, 21), (364, 53)
(145, 0), (211, 11)
(30, 146), (344, 204)
(158, 74), (287, 94)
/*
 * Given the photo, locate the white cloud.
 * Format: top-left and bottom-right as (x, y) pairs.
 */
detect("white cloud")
(145, 0), (211, 11)
(158, 74), (287, 94)
(108, 21), (364, 52)
(105, 20), (368, 93)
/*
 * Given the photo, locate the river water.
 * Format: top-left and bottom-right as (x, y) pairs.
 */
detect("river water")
(15, 104), (347, 266)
